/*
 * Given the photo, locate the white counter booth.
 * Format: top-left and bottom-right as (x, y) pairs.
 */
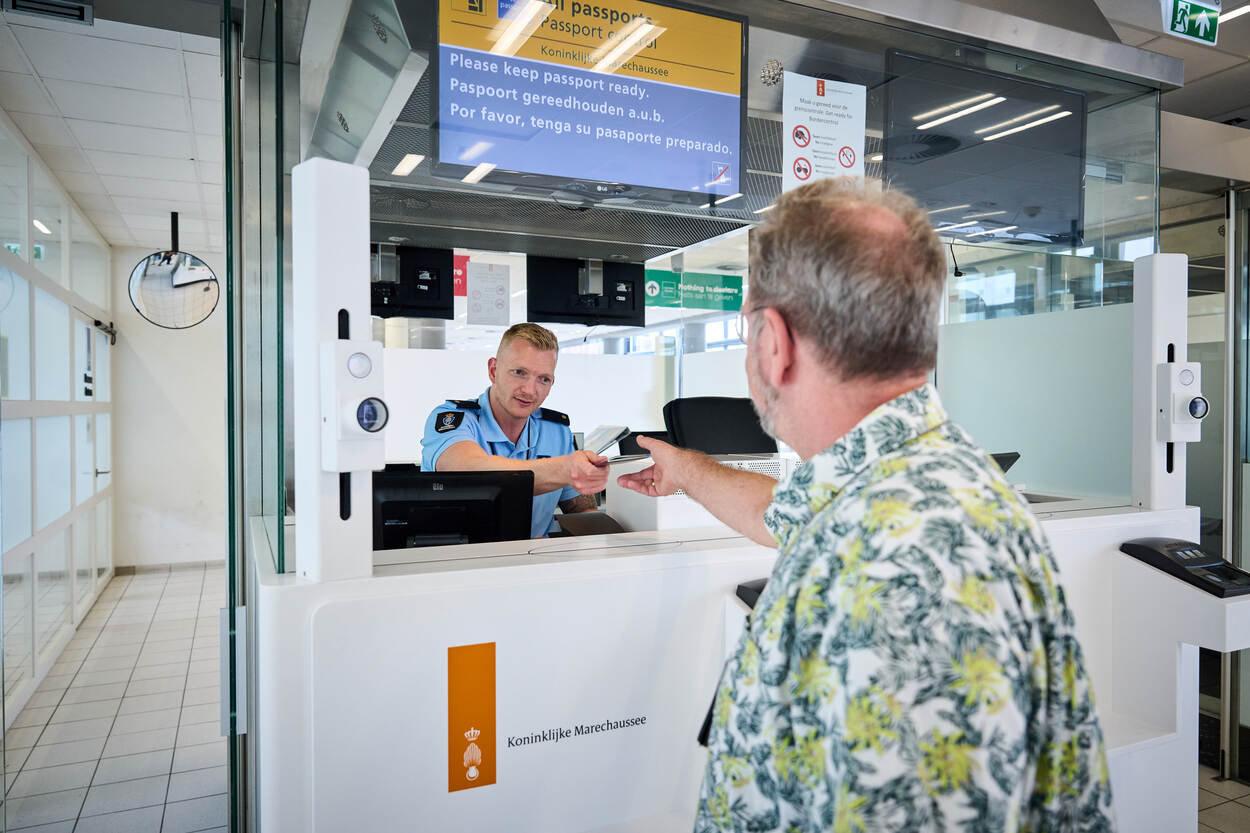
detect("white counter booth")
(222, 0), (1250, 830)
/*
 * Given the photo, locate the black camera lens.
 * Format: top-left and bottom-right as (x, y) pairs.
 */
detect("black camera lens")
(1189, 397), (1209, 420)
(356, 397), (388, 432)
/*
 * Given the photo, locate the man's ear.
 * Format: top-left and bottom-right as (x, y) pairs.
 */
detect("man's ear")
(758, 307), (794, 387)
(487, 357), (497, 384)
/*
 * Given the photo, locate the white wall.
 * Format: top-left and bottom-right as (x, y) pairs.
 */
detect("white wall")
(383, 347), (668, 463)
(681, 349), (749, 398)
(112, 247), (226, 566)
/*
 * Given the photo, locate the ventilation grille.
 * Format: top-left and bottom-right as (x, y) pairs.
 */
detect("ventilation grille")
(3, 0), (92, 23)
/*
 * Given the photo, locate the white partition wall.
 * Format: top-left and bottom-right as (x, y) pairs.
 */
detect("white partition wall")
(937, 304), (1134, 500)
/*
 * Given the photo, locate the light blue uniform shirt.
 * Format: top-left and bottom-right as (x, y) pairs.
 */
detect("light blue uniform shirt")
(420, 387), (578, 538)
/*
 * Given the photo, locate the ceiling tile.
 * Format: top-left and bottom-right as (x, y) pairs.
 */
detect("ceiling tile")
(67, 119), (193, 159)
(183, 52), (221, 100)
(85, 150), (196, 182)
(84, 208), (125, 227)
(100, 174), (197, 200)
(197, 160), (221, 185)
(121, 213), (170, 231)
(57, 170), (106, 194)
(180, 32), (218, 56)
(0, 71), (55, 115)
(84, 19), (181, 49)
(1144, 37), (1246, 83)
(44, 79), (189, 132)
(13, 25), (184, 96)
(112, 196), (202, 216)
(12, 112), (76, 147)
(190, 98), (220, 136)
(194, 134), (223, 162)
(34, 145), (94, 173)
(70, 192), (118, 211)
(93, 224), (133, 243)
(0, 25), (28, 73)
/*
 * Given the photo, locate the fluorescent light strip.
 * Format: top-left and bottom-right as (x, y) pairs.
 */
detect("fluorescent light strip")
(590, 17), (647, 61)
(928, 204), (971, 215)
(938, 221), (978, 231)
(974, 104), (1060, 135)
(592, 23), (663, 73)
(489, 0), (554, 56)
(390, 154), (425, 176)
(869, 154), (883, 162)
(32, 219), (51, 235)
(752, 205), (774, 214)
(1219, 4), (1250, 21)
(917, 97), (1005, 130)
(459, 141), (493, 162)
(963, 225), (1017, 237)
(912, 93), (993, 122)
(461, 163), (496, 184)
(714, 192), (743, 205)
(981, 110), (1072, 142)
(962, 210), (1006, 219)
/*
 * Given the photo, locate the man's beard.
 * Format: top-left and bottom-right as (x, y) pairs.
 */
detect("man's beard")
(747, 353), (781, 440)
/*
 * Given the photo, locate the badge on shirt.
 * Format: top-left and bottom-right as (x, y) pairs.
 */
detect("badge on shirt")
(436, 411), (465, 433)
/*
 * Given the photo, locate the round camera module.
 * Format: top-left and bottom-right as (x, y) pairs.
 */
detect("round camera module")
(1189, 396), (1209, 420)
(356, 397), (388, 432)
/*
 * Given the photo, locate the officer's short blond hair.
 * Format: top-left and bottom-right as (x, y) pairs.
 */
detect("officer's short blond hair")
(498, 322), (559, 355)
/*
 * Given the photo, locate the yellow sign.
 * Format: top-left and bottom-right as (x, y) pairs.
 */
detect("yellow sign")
(439, 0), (742, 96)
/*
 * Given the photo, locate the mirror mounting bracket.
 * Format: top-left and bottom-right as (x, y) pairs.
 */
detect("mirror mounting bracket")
(92, 319), (117, 345)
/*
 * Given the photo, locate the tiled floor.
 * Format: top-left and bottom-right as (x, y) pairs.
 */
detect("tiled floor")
(1201, 765), (1250, 832)
(3, 564), (228, 832)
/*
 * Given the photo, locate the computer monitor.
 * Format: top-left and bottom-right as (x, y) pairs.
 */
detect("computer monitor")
(372, 467), (534, 550)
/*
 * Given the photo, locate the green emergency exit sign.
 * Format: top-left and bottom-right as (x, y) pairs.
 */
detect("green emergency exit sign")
(1164, 0), (1219, 44)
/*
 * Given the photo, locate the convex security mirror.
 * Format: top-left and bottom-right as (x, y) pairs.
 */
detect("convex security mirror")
(128, 250), (219, 329)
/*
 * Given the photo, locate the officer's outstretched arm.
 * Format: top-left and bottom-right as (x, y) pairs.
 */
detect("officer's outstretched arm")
(436, 441), (608, 496)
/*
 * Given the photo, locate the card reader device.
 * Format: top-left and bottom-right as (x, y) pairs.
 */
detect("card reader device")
(1119, 537), (1250, 598)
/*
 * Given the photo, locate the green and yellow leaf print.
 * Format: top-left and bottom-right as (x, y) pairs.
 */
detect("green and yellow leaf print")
(694, 384), (1115, 833)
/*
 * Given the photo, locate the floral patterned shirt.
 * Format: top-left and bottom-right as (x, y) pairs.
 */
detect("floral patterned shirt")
(696, 383), (1114, 833)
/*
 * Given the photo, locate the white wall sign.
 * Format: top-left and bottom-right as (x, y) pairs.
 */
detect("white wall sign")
(467, 262), (510, 326)
(782, 72), (867, 193)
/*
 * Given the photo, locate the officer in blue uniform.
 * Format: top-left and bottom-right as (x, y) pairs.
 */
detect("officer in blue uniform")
(421, 323), (608, 538)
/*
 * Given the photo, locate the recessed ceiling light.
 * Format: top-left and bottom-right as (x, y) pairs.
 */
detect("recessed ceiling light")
(928, 204), (971, 215)
(963, 225), (1018, 237)
(981, 110), (1072, 142)
(32, 219), (51, 235)
(714, 192), (743, 205)
(1219, 4), (1250, 21)
(869, 154), (883, 162)
(912, 93), (994, 122)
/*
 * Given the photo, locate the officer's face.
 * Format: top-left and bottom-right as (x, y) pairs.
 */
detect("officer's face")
(488, 340), (557, 422)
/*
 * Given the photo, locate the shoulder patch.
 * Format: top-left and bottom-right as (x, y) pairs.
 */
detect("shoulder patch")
(435, 411), (466, 433)
(537, 407), (570, 426)
(448, 399), (480, 410)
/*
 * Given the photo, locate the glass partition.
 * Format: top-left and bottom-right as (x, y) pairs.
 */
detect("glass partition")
(70, 209), (109, 312)
(0, 121), (27, 261)
(29, 165), (65, 287)
(0, 267), (30, 400)
(34, 527), (70, 660)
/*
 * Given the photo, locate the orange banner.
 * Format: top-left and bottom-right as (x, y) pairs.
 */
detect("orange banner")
(448, 642), (496, 792)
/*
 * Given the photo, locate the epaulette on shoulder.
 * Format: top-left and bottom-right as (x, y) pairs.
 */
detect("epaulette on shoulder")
(537, 407), (570, 425)
(448, 399), (480, 410)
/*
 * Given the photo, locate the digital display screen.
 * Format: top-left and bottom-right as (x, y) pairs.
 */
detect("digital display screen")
(437, 0), (744, 198)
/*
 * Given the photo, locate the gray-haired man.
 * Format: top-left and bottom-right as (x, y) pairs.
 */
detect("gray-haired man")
(619, 178), (1115, 831)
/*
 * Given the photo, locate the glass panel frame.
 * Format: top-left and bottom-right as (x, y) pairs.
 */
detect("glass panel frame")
(29, 164), (66, 287)
(0, 267), (31, 400)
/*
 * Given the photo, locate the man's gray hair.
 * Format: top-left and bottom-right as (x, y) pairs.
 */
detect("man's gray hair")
(749, 178), (946, 380)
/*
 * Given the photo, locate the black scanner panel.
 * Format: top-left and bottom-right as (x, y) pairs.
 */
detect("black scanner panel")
(1120, 537), (1250, 598)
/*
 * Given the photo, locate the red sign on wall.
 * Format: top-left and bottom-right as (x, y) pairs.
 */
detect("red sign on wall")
(454, 254), (469, 297)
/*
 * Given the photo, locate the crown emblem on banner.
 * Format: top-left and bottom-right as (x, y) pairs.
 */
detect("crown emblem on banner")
(464, 727), (481, 742)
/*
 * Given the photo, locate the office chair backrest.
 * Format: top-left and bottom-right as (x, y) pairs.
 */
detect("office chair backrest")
(662, 397), (777, 455)
(618, 431), (669, 456)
